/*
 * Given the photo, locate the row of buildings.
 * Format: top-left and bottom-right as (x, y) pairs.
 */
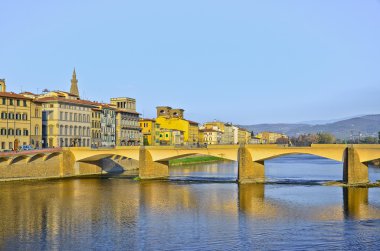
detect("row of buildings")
(0, 70), (140, 150)
(139, 108), (253, 146)
(0, 70), (289, 150)
(139, 109), (289, 146)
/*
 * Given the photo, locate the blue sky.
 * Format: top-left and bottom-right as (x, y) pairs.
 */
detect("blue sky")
(1, 0), (379, 124)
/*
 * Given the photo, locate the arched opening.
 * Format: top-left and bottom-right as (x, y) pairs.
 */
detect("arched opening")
(44, 152), (61, 161)
(160, 153), (236, 180)
(264, 153), (343, 183)
(27, 154), (45, 163)
(9, 155), (28, 165)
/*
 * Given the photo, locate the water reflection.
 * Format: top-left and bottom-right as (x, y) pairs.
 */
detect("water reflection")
(238, 184), (380, 221)
(1, 158), (380, 250)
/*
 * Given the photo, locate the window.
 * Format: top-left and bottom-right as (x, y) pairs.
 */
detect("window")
(35, 108), (39, 117)
(16, 100), (20, 106)
(1, 112), (6, 119)
(35, 125), (39, 135)
(23, 100), (27, 107)
(22, 114), (27, 120)
(0, 128), (6, 135)
(9, 99), (13, 105)
(2, 98), (5, 105)
(23, 129), (28, 136)
(8, 128), (14, 135)
(9, 113), (14, 119)
(16, 129), (21, 136)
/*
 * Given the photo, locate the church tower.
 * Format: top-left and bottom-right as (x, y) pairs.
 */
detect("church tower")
(0, 79), (6, 92)
(70, 68), (79, 97)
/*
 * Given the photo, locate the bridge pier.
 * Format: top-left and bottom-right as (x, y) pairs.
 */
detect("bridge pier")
(238, 146), (265, 183)
(139, 147), (169, 180)
(343, 146), (369, 185)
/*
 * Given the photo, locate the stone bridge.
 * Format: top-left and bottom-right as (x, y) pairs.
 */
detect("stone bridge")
(68, 144), (380, 185)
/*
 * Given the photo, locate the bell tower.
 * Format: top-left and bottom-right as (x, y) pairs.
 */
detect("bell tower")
(0, 79), (6, 92)
(70, 68), (79, 97)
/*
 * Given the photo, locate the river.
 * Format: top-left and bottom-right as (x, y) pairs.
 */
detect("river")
(0, 155), (380, 250)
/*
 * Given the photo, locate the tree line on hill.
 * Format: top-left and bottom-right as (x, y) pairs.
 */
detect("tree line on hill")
(285, 132), (380, 146)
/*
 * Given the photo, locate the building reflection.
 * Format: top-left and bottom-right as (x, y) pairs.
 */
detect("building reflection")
(0, 179), (142, 249)
(1, 178), (380, 249)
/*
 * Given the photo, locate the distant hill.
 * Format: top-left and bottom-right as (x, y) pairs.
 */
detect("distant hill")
(240, 114), (380, 139)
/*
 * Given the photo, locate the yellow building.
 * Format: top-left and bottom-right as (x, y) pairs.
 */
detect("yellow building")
(204, 121), (234, 144)
(110, 98), (141, 146)
(159, 129), (184, 146)
(199, 128), (222, 145)
(256, 131), (288, 144)
(38, 97), (94, 147)
(91, 108), (102, 147)
(0, 79), (43, 150)
(139, 118), (160, 146)
(155, 106), (199, 145)
(238, 128), (252, 144)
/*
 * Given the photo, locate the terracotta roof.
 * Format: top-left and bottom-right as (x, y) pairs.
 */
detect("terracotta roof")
(140, 118), (156, 122)
(115, 108), (140, 115)
(36, 97), (98, 107)
(186, 119), (199, 125)
(200, 129), (221, 133)
(20, 91), (37, 95)
(0, 92), (32, 100)
(53, 90), (79, 97)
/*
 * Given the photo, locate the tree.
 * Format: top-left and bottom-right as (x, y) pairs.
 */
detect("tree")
(360, 136), (377, 144)
(317, 132), (336, 144)
(276, 137), (289, 145)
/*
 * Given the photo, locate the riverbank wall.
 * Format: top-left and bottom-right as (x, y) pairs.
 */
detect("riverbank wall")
(0, 150), (139, 181)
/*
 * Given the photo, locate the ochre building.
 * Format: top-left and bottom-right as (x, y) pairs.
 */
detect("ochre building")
(155, 106), (199, 145)
(0, 79), (42, 150)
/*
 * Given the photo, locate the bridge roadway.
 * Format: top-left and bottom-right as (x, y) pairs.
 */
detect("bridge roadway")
(68, 144), (380, 185)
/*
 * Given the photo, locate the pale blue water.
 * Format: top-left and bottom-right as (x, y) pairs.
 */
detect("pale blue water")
(0, 155), (379, 250)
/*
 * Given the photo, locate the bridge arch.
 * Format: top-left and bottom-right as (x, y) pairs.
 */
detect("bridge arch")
(27, 153), (45, 163)
(8, 155), (28, 165)
(148, 148), (239, 162)
(245, 146), (346, 163)
(43, 152), (61, 161)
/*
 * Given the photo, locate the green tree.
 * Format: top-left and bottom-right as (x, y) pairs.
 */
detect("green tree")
(317, 132), (336, 144)
(361, 136), (378, 144)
